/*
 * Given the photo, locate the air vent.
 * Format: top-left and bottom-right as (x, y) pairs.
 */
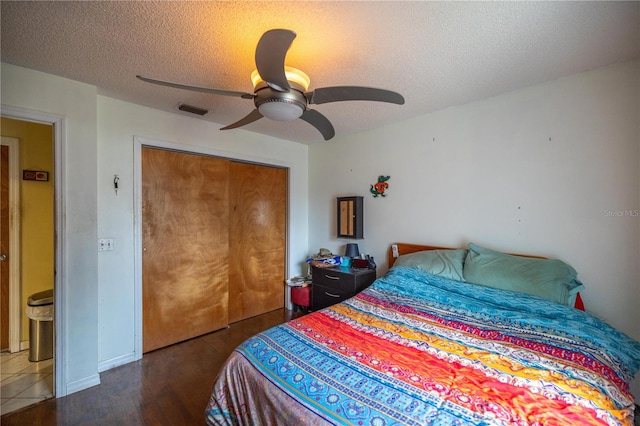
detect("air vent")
(177, 103), (208, 116)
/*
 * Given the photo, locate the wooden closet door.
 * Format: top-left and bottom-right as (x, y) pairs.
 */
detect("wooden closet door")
(228, 162), (287, 323)
(1, 146), (9, 350)
(142, 147), (229, 353)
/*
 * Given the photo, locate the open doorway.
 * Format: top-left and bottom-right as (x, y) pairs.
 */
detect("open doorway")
(1, 118), (55, 413)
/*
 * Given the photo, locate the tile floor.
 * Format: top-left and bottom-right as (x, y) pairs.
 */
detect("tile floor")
(0, 351), (54, 415)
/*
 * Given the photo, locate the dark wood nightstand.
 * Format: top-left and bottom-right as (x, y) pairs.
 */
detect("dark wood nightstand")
(311, 265), (376, 311)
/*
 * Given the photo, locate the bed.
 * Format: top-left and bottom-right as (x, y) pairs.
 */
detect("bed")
(205, 242), (640, 425)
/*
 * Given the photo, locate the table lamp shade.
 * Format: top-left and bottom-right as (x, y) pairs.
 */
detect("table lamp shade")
(345, 243), (360, 258)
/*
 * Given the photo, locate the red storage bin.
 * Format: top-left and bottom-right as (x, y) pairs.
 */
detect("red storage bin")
(291, 286), (311, 310)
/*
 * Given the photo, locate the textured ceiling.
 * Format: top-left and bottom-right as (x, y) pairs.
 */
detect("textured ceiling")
(1, 1), (639, 144)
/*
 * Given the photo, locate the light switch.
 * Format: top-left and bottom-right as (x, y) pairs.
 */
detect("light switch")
(98, 238), (114, 251)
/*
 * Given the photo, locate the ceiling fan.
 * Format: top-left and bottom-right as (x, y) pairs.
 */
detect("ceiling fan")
(137, 29), (405, 141)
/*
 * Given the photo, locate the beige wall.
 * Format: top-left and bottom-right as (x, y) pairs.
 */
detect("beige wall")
(1, 117), (55, 342)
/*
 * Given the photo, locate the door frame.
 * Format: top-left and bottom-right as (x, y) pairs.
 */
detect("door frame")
(133, 136), (291, 360)
(1, 105), (66, 398)
(1, 136), (21, 353)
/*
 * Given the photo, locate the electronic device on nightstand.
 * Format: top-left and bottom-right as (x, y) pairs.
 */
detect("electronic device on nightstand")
(351, 258), (369, 268)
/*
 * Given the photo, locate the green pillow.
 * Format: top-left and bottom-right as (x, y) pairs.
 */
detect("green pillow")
(394, 249), (467, 281)
(463, 243), (582, 305)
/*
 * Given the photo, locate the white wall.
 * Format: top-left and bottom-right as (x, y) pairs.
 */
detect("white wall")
(1, 63), (99, 395)
(309, 58), (640, 399)
(2, 62), (309, 394)
(96, 96), (309, 370)
(3, 58), (638, 399)
(309, 59), (640, 341)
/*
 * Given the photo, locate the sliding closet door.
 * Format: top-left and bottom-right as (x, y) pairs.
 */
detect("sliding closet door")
(228, 162), (287, 323)
(142, 147), (229, 353)
(1, 146), (9, 350)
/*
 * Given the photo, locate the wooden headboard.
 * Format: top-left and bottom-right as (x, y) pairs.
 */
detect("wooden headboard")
(388, 243), (545, 267)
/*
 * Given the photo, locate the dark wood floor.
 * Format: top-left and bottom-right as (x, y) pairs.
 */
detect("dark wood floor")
(1, 308), (301, 426)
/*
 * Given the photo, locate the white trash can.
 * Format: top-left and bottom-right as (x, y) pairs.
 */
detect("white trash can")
(26, 289), (54, 362)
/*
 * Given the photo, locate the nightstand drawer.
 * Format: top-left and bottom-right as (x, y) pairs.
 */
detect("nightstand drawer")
(313, 285), (349, 308)
(312, 268), (352, 291)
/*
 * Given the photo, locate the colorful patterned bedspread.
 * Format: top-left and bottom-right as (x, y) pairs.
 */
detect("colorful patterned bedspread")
(206, 266), (640, 425)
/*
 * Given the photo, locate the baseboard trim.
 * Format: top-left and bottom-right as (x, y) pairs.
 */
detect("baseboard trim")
(65, 374), (100, 395)
(98, 353), (136, 373)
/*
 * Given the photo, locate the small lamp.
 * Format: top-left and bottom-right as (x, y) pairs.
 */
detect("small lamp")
(344, 243), (360, 259)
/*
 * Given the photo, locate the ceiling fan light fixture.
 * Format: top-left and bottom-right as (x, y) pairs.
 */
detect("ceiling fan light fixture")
(138, 29), (403, 140)
(258, 99), (304, 121)
(251, 66), (310, 91)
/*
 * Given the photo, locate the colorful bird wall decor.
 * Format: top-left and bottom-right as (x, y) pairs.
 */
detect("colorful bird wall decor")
(370, 175), (390, 197)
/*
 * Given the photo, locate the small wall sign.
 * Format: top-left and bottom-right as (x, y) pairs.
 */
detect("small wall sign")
(23, 170), (49, 181)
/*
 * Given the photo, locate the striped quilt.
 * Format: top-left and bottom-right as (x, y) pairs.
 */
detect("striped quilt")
(206, 266), (640, 425)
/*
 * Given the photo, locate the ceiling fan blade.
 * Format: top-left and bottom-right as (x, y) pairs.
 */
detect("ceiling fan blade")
(307, 86), (405, 105)
(220, 109), (263, 130)
(255, 29), (296, 92)
(136, 75), (254, 99)
(299, 110), (335, 141)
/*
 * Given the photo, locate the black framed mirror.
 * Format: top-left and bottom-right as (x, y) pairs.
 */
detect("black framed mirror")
(337, 196), (363, 239)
